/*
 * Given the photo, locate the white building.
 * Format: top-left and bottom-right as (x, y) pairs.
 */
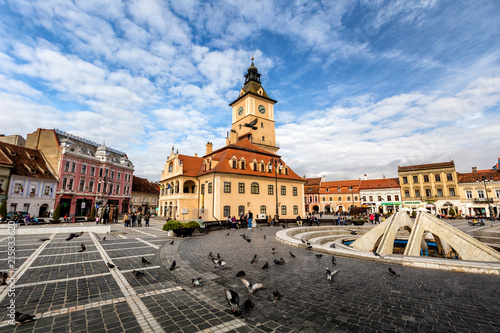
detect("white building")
(359, 178), (401, 214)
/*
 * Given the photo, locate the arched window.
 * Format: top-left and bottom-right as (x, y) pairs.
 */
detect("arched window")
(260, 206), (266, 215)
(223, 206), (230, 217)
(293, 205), (298, 215)
(281, 205), (287, 215)
(251, 182), (259, 194)
(168, 162), (173, 172)
(238, 205), (245, 217)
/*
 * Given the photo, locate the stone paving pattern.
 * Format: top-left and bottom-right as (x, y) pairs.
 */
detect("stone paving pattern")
(0, 219), (497, 332)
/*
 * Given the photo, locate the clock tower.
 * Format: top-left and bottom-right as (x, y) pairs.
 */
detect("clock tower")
(229, 58), (279, 154)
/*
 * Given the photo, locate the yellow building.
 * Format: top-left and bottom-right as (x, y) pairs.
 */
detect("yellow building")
(159, 60), (305, 221)
(457, 168), (500, 218)
(398, 161), (461, 215)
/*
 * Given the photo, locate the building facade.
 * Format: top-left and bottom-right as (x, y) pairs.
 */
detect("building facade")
(159, 60), (306, 221)
(398, 161), (461, 215)
(320, 180), (361, 214)
(458, 168), (500, 218)
(0, 142), (57, 217)
(359, 178), (401, 214)
(26, 129), (134, 217)
(304, 177), (322, 214)
(131, 176), (159, 215)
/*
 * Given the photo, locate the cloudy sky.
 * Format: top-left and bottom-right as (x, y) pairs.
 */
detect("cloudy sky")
(1, 0), (499, 181)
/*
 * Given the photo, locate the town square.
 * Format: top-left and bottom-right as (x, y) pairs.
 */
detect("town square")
(1, 0), (500, 332)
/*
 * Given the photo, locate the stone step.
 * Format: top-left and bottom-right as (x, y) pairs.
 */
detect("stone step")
(474, 236), (500, 244)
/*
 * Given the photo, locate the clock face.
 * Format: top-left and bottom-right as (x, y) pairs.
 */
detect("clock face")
(238, 106), (244, 115)
(258, 105), (265, 114)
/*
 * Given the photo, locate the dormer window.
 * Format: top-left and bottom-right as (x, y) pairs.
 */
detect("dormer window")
(232, 160), (237, 169)
(241, 160), (246, 170)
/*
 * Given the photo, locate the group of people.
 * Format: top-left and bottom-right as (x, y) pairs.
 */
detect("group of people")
(122, 212), (151, 227)
(296, 215), (319, 226)
(368, 213), (381, 224)
(226, 211), (256, 230)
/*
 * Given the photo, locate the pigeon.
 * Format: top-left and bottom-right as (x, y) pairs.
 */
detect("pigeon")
(225, 289), (241, 316)
(14, 311), (35, 326)
(330, 243), (336, 249)
(192, 277), (203, 286)
(301, 239), (305, 244)
(226, 232), (230, 236)
(39, 238), (50, 242)
(264, 235), (266, 239)
(236, 271), (246, 277)
(66, 233), (75, 241)
(132, 270), (145, 277)
(250, 254), (258, 264)
(388, 267), (400, 277)
(289, 251), (296, 259)
(208, 252), (213, 257)
(274, 259), (281, 266)
(331, 256), (337, 265)
(315, 254), (323, 259)
(372, 250), (381, 257)
(306, 245), (313, 249)
(273, 290), (282, 300)
(306, 241), (311, 246)
(279, 257), (285, 265)
(107, 263), (116, 269)
(259, 227), (263, 231)
(0, 272), (8, 285)
(243, 299), (254, 311)
(246, 238), (251, 243)
(240, 233), (247, 240)
(169, 240), (174, 245)
(326, 268), (341, 282)
(282, 223), (287, 229)
(169, 260), (177, 271)
(349, 230), (358, 235)
(142, 257), (151, 265)
(78, 243), (86, 252)
(102, 237), (106, 241)
(217, 253), (222, 260)
(271, 247), (276, 254)
(262, 261), (269, 270)
(241, 278), (264, 294)
(212, 257), (226, 268)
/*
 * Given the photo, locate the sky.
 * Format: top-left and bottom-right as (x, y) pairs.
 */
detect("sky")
(0, 0), (499, 181)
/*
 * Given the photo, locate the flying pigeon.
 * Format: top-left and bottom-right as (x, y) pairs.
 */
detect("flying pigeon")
(250, 254), (258, 264)
(78, 243), (86, 252)
(326, 268), (342, 282)
(132, 270), (145, 277)
(272, 290), (282, 300)
(331, 256), (337, 265)
(192, 277), (203, 286)
(243, 299), (254, 311)
(169, 260), (177, 271)
(241, 278), (264, 294)
(388, 267), (400, 277)
(142, 257), (151, 265)
(262, 261), (269, 270)
(14, 311), (35, 326)
(212, 257), (226, 268)
(289, 251), (296, 258)
(107, 263), (116, 269)
(349, 230), (358, 235)
(315, 254), (323, 259)
(225, 289), (241, 316)
(236, 271), (246, 277)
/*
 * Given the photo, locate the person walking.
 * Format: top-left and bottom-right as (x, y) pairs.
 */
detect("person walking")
(369, 213), (375, 224)
(137, 212), (142, 227)
(144, 213), (150, 227)
(123, 213), (129, 227)
(247, 210), (253, 230)
(374, 213), (380, 224)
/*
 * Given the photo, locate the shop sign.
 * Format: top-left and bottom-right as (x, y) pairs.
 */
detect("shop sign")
(382, 202), (401, 206)
(404, 201), (420, 204)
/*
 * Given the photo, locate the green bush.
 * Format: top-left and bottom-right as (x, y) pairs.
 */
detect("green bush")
(0, 200), (6, 221)
(185, 221), (200, 228)
(52, 204), (61, 221)
(448, 207), (456, 217)
(411, 211), (417, 218)
(89, 206), (96, 220)
(163, 220), (182, 231)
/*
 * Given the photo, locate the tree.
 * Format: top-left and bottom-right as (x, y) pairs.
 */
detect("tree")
(89, 206), (96, 220)
(0, 200), (6, 221)
(52, 204), (61, 221)
(448, 207), (456, 217)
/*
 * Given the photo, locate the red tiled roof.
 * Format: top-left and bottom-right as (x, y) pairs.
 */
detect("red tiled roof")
(199, 139), (304, 182)
(398, 161), (455, 171)
(457, 170), (500, 183)
(132, 176), (160, 193)
(0, 142), (56, 179)
(359, 178), (400, 190)
(178, 154), (204, 177)
(304, 177), (322, 186)
(0, 148), (13, 166)
(320, 179), (361, 194)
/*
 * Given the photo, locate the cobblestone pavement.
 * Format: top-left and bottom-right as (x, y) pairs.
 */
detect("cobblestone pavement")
(0, 220), (499, 332)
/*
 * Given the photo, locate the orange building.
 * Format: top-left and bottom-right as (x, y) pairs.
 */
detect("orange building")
(320, 180), (361, 214)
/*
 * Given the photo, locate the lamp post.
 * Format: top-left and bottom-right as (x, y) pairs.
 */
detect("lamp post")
(478, 175), (495, 221)
(269, 158), (282, 220)
(347, 186), (355, 213)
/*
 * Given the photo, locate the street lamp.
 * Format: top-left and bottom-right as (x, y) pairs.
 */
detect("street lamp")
(269, 157), (283, 221)
(347, 186), (355, 213)
(477, 175), (495, 221)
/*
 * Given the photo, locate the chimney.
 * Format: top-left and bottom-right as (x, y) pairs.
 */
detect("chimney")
(194, 153), (198, 157)
(383, 174), (386, 179)
(364, 174), (367, 180)
(321, 175), (326, 182)
(205, 142), (213, 155)
(472, 167), (477, 173)
(229, 129), (238, 145)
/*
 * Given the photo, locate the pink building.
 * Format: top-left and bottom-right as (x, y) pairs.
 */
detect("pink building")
(26, 129), (134, 218)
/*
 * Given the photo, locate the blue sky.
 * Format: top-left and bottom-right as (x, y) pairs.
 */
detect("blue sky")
(1, 0), (499, 181)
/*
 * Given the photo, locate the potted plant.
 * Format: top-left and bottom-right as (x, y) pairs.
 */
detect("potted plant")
(163, 220), (199, 237)
(51, 204), (61, 223)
